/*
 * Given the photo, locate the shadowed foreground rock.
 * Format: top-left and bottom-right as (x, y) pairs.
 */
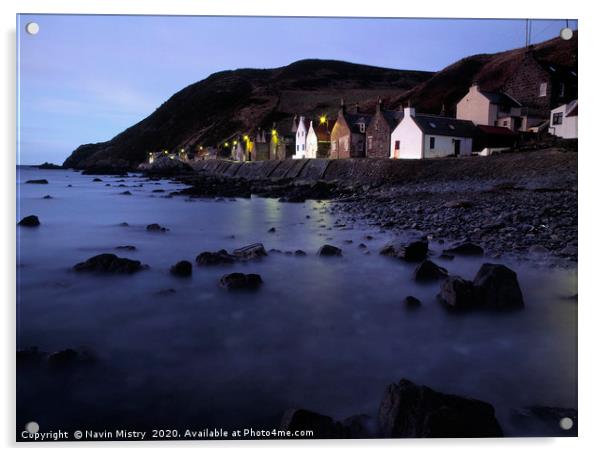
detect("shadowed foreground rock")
(380, 239), (428, 262)
(443, 242), (484, 256)
(439, 263), (524, 311)
(317, 244), (342, 256)
(18, 215), (40, 227)
(413, 260), (448, 282)
(196, 249), (236, 266)
(378, 378), (503, 438)
(219, 272), (263, 290)
(73, 253), (145, 274)
(170, 260), (192, 277)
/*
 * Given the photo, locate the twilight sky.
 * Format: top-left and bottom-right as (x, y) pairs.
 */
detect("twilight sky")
(17, 15), (577, 165)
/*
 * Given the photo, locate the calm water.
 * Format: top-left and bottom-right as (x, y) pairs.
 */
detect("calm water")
(16, 167), (577, 437)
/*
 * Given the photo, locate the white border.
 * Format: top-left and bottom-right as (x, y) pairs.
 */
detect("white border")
(2, 1), (599, 454)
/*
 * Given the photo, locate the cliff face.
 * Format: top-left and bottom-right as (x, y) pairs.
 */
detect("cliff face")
(64, 33), (577, 170)
(63, 60), (432, 169)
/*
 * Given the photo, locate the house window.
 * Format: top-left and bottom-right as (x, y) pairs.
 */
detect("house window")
(539, 82), (547, 97)
(302, 144), (305, 151)
(553, 112), (563, 125)
(394, 140), (400, 150)
(359, 123), (365, 133)
(429, 137), (436, 149)
(367, 136), (373, 149)
(503, 120), (509, 127)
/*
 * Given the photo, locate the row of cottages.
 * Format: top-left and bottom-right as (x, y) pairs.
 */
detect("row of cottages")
(293, 116), (332, 159)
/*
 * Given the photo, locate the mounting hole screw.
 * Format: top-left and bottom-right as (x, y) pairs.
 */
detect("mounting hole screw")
(560, 28), (573, 40)
(25, 421), (40, 434)
(25, 22), (40, 35)
(559, 417), (574, 430)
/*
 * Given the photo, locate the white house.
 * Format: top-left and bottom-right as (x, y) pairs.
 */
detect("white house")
(233, 140), (245, 162)
(549, 100), (577, 139)
(305, 121), (319, 159)
(293, 116), (309, 159)
(390, 107), (475, 159)
(456, 83), (524, 131)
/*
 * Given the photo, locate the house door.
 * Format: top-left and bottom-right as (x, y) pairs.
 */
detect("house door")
(453, 139), (461, 157)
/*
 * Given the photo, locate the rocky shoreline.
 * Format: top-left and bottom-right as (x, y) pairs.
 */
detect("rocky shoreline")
(147, 148), (577, 266)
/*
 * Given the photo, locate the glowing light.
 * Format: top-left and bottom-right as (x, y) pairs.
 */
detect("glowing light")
(180, 148), (185, 153)
(319, 116), (327, 124)
(233, 141), (238, 145)
(164, 150), (168, 154)
(224, 142), (229, 147)
(243, 135), (249, 141)
(271, 129), (277, 136)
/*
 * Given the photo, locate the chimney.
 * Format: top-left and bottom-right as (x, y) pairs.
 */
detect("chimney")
(299, 115), (305, 130)
(339, 98), (346, 116)
(291, 115), (298, 133)
(376, 97), (382, 113)
(404, 102), (415, 118)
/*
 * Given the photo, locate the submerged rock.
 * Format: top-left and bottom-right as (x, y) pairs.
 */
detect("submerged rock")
(403, 296), (422, 308)
(232, 243), (268, 260)
(268, 227), (276, 233)
(219, 272), (263, 290)
(380, 239), (428, 262)
(317, 244), (342, 256)
(92, 178), (103, 182)
(170, 260), (192, 277)
(73, 253), (144, 274)
(439, 276), (477, 310)
(115, 245), (136, 251)
(25, 179), (48, 184)
(294, 250), (307, 256)
(413, 260), (448, 282)
(443, 242), (484, 256)
(378, 378), (503, 438)
(146, 223), (168, 232)
(42, 195), (53, 199)
(196, 250), (235, 266)
(120, 190), (132, 195)
(18, 215), (40, 227)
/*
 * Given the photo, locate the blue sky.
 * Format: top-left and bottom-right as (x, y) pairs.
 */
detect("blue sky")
(17, 15), (577, 165)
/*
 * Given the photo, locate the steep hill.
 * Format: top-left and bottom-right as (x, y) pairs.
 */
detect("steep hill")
(63, 60), (432, 169)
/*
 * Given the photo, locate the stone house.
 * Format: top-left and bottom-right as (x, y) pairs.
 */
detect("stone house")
(366, 98), (404, 158)
(330, 100), (372, 159)
(390, 107), (475, 159)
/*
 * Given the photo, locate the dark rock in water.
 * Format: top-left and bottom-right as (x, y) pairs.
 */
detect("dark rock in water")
(92, 178), (103, 182)
(42, 194), (53, 199)
(38, 162), (63, 169)
(18, 215), (40, 227)
(196, 250), (235, 266)
(294, 250), (307, 256)
(280, 409), (342, 438)
(511, 406), (577, 436)
(67, 184), (72, 187)
(439, 276), (477, 310)
(443, 242), (484, 256)
(268, 227), (276, 233)
(115, 245), (136, 251)
(232, 243), (268, 260)
(473, 263), (524, 310)
(344, 239), (353, 244)
(413, 260), (448, 282)
(146, 223), (168, 232)
(73, 253), (144, 274)
(25, 179), (48, 184)
(358, 243), (367, 249)
(118, 222), (129, 227)
(120, 190), (132, 195)
(269, 248), (283, 254)
(47, 348), (95, 369)
(152, 189), (165, 193)
(403, 296), (422, 308)
(318, 244), (342, 256)
(378, 378), (503, 438)
(380, 239), (428, 262)
(170, 260), (192, 277)
(219, 272), (263, 290)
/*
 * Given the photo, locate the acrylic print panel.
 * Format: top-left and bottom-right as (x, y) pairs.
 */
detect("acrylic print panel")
(16, 14), (578, 441)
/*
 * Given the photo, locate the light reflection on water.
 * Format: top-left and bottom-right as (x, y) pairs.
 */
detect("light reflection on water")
(16, 167), (577, 436)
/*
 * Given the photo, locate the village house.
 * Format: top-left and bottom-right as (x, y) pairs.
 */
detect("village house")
(366, 98), (404, 158)
(293, 116), (310, 159)
(456, 84), (524, 131)
(307, 117), (333, 158)
(549, 100), (578, 139)
(390, 107), (475, 159)
(330, 100), (372, 159)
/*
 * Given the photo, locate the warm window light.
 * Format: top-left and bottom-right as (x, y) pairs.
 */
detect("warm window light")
(319, 115), (327, 124)
(243, 135), (249, 141)
(224, 142), (229, 147)
(180, 148), (185, 153)
(271, 129), (277, 136)
(233, 141), (238, 145)
(164, 150), (168, 154)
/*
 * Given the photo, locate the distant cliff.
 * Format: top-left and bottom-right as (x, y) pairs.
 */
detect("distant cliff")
(64, 33), (577, 170)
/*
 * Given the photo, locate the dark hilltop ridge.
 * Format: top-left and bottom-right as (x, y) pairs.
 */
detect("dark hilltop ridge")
(63, 33), (576, 171)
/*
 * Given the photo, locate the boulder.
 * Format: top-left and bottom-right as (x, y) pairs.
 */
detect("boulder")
(413, 260), (448, 282)
(146, 223), (168, 232)
(380, 239), (428, 262)
(18, 215), (40, 227)
(317, 244), (342, 256)
(73, 253), (144, 274)
(439, 276), (477, 310)
(443, 242), (484, 256)
(378, 378), (503, 438)
(473, 263), (524, 310)
(403, 296), (422, 308)
(294, 250), (307, 256)
(170, 260), (192, 277)
(196, 249), (236, 266)
(232, 243), (268, 260)
(25, 179), (48, 184)
(219, 272), (263, 290)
